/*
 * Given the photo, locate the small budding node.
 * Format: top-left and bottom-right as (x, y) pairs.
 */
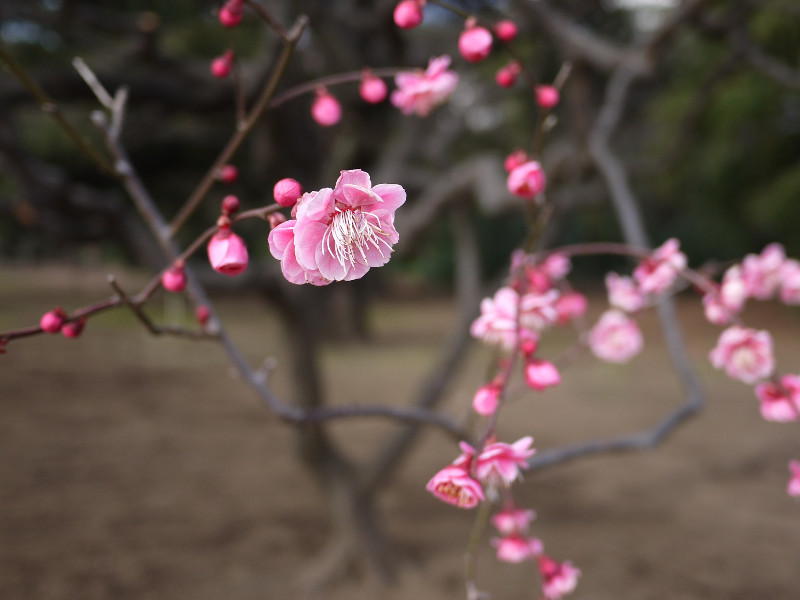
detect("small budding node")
(459, 21), (493, 63)
(504, 149), (528, 173)
(221, 194), (240, 216)
(218, 164), (238, 184)
(61, 318), (87, 339)
(267, 212), (287, 230)
(273, 178), (303, 208)
(210, 50), (234, 78)
(393, 0), (425, 29)
(195, 305), (211, 327)
(494, 19), (518, 42)
(208, 229), (249, 276)
(535, 84), (560, 109)
(161, 262), (187, 293)
(359, 70), (388, 104)
(218, 0), (243, 28)
(311, 87), (342, 127)
(40, 308), (66, 334)
(496, 61), (521, 88)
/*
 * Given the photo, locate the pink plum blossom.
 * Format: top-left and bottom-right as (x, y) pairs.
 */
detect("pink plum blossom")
(539, 555), (581, 599)
(286, 170), (405, 284)
(473, 382), (501, 416)
(471, 436), (536, 488)
(458, 24), (493, 63)
(425, 465), (484, 509)
(742, 243), (785, 300)
(207, 229), (248, 276)
(391, 55), (458, 117)
(754, 375), (800, 422)
(492, 507), (536, 535)
(268, 219), (329, 286)
(535, 85), (560, 109)
(555, 292), (588, 325)
(495, 61), (521, 88)
(161, 263), (187, 293)
(393, 0), (424, 29)
(632, 238), (687, 295)
(494, 20), (518, 42)
(780, 259), (800, 305)
(605, 272), (644, 312)
(471, 286), (538, 350)
(702, 264), (747, 325)
(507, 160), (546, 199)
(589, 310), (643, 364)
(311, 88), (342, 127)
(493, 535), (543, 563)
(524, 358), (561, 391)
(359, 71), (388, 104)
(788, 460), (800, 497)
(273, 178), (303, 208)
(709, 325), (774, 384)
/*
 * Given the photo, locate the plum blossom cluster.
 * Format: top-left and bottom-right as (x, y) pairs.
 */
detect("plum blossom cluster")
(268, 169), (406, 285)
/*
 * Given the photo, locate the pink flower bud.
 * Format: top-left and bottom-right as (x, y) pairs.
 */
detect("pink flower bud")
(473, 382), (501, 416)
(218, 164), (238, 184)
(458, 24), (493, 63)
(195, 305), (211, 326)
(504, 149), (528, 173)
(507, 160), (546, 199)
(221, 194), (240, 215)
(359, 71), (388, 104)
(538, 555), (581, 599)
(40, 308), (66, 334)
(788, 460), (800, 497)
(161, 263), (187, 293)
(208, 229), (249, 276)
(61, 318), (86, 339)
(393, 0), (424, 29)
(311, 88), (342, 127)
(218, 0), (243, 27)
(267, 212), (287, 229)
(210, 51), (233, 78)
(495, 61), (521, 88)
(524, 358), (561, 391)
(535, 85), (560, 109)
(494, 20), (518, 42)
(273, 178), (303, 207)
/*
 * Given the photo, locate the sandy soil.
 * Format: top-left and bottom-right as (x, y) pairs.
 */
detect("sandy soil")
(1, 266), (799, 600)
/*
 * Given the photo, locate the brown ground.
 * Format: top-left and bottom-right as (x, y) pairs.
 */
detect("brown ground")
(1, 266), (799, 600)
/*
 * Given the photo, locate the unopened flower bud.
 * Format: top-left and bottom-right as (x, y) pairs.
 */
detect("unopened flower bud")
(62, 318), (87, 339)
(40, 308), (66, 334)
(161, 262), (187, 293)
(221, 194), (240, 215)
(195, 305), (211, 326)
(359, 71), (388, 104)
(504, 149), (528, 173)
(496, 61), (521, 88)
(218, 0), (243, 27)
(218, 164), (238, 184)
(507, 160), (546, 199)
(393, 0), (424, 29)
(208, 229), (249, 276)
(535, 85), (560, 109)
(267, 212), (287, 230)
(210, 51), (234, 78)
(459, 23), (493, 63)
(273, 178), (303, 207)
(494, 20), (518, 42)
(311, 88), (342, 127)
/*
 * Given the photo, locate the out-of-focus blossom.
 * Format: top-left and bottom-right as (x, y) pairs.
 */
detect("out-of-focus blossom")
(709, 325), (774, 384)
(496, 61), (521, 88)
(61, 318), (86, 339)
(504, 149), (528, 173)
(473, 382), (502, 416)
(524, 358), (560, 391)
(539, 555), (581, 599)
(161, 263), (187, 293)
(589, 310), (643, 364)
(458, 24), (493, 63)
(555, 292), (588, 325)
(359, 71), (388, 104)
(507, 160), (546, 199)
(633, 238), (687, 295)
(788, 460), (800, 497)
(494, 20), (518, 42)
(218, 0), (243, 27)
(754, 375), (800, 422)
(210, 50), (234, 78)
(779, 259), (800, 305)
(311, 88), (342, 127)
(493, 535), (543, 563)
(492, 507), (537, 536)
(535, 85), (560, 109)
(391, 55), (458, 117)
(40, 308), (66, 334)
(702, 265), (747, 325)
(606, 272), (644, 313)
(743, 243), (786, 300)
(393, 0), (425, 29)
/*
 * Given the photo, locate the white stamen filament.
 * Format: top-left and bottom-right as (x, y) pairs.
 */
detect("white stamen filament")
(322, 207), (392, 268)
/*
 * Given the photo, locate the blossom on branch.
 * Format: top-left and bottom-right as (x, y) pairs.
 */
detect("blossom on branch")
(538, 554), (581, 599)
(466, 436), (536, 488)
(493, 535), (543, 563)
(425, 465), (484, 509)
(632, 238), (687, 295)
(754, 375), (800, 422)
(606, 272), (644, 312)
(391, 55), (458, 117)
(492, 507), (537, 535)
(589, 310), (643, 364)
(709, 325), (774, 384)
(742, 243), (785, 300)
